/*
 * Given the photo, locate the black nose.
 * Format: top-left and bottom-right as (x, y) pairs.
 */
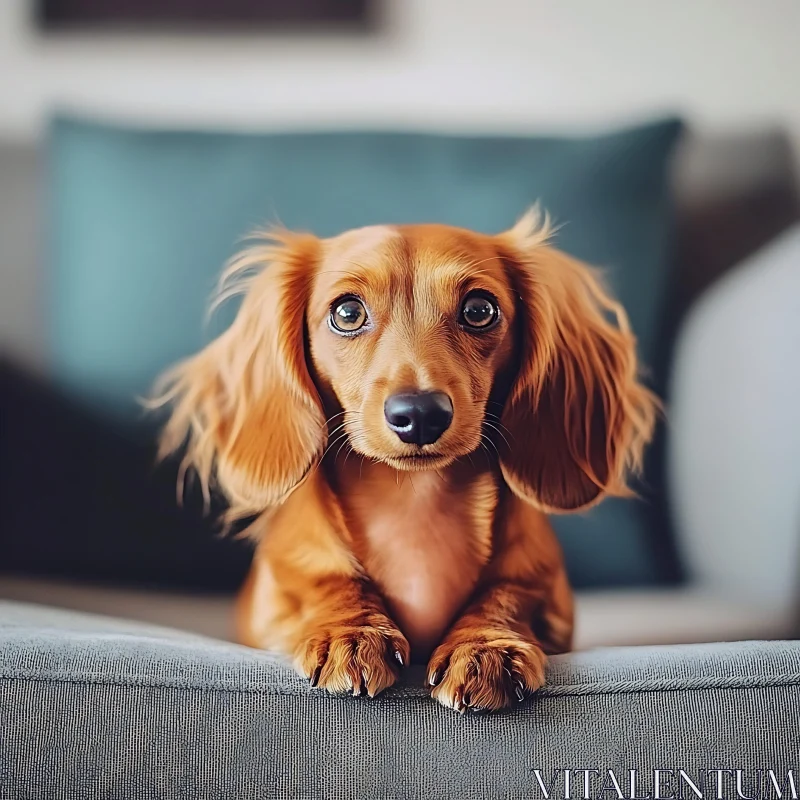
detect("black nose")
(384, 391), (454, 446)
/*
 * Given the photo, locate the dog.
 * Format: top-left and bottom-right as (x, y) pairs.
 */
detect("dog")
(154, 209), (657, 712)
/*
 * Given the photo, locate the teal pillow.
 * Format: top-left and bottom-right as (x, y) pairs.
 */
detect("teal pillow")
(47, 115), (683, 588)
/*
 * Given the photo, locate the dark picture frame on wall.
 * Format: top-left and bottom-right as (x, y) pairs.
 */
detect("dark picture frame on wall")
(36, 0), (375, 31)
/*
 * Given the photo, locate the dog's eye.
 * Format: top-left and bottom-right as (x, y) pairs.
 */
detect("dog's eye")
(460, 293), (499, 330)
(330, 297), (368, 333)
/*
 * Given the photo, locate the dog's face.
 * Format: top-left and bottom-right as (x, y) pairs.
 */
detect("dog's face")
(156, 211), (656, 519)
(307, 225), (517, 472)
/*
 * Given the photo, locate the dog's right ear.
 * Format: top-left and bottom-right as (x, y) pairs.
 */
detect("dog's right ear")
(151, 231), (326, 518)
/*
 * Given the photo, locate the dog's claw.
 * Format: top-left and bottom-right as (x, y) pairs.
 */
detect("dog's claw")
(514, 680), (526, 702)
(429, 670), (440, 687)
(309, 666), (322, 688)
(351, 669), (366, 697)
(394, 650), (405, 668)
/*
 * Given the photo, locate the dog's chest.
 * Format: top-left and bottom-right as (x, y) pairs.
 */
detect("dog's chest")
(346, 470), (496, 659)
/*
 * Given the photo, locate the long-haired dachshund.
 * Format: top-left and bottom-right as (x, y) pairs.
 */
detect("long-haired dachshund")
(155, 209), (656, 713)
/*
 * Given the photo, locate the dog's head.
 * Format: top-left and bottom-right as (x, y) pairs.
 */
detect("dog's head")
(155, 211), (657, 518)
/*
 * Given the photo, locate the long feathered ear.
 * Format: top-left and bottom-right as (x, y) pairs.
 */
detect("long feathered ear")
(151, 230), (326, 519)
(496, 209), (658, 513)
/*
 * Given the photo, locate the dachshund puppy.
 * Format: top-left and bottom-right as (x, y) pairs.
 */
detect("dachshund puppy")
(155, 210), (657, 712)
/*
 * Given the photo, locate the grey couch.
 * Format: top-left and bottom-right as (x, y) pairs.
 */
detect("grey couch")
(2, 601), (800, 798)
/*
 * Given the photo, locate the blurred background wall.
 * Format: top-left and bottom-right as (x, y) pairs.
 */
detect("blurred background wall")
(1, 0), (799, 154)
(3, 0), (800, 366)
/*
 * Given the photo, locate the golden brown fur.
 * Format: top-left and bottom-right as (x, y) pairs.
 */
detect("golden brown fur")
(154, 209), (657, 712)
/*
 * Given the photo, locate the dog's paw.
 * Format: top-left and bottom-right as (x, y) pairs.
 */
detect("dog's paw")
(296, 616), (410, 698)
(427, 631), (546, 712)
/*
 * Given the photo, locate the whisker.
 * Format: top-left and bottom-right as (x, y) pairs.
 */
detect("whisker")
(328, 408), (364, 421)
(316, 430), (350, 470)
(340, 433), (364, 471)
(478, 437), (498, 467)
(323, 428), (350, 451)
(480, 432), (501, 461)
(484, 410), (515, 438)
(333, 436), (351, 465)
(483, 420), (513, 451)
(317, 411), (369, 465)
(308, 442), (337, 481)
(326, 422), (350, 440)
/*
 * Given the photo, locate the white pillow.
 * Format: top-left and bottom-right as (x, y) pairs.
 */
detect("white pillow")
(668, 224), (800, 610)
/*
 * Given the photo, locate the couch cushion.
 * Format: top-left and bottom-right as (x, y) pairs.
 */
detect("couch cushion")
(2, 600), (799, 799)
(45, 115), (683, 590)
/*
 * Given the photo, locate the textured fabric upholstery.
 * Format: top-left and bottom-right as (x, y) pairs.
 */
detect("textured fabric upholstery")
(1, 601), (798, 799)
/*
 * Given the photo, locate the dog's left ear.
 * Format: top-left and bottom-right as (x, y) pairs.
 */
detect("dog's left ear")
(495, 210), (658, 513)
